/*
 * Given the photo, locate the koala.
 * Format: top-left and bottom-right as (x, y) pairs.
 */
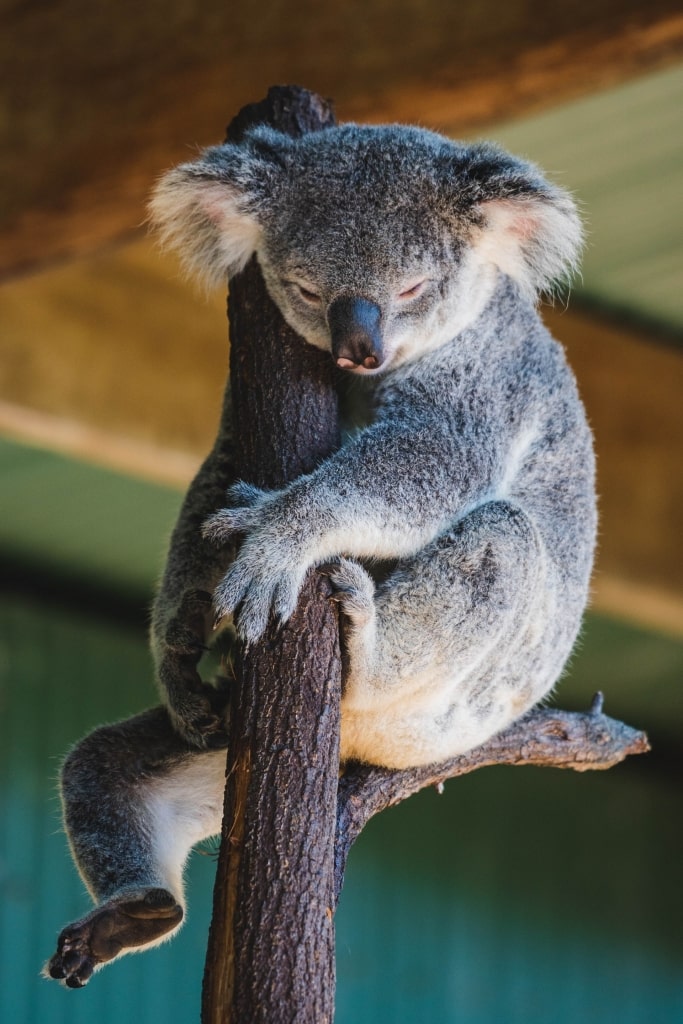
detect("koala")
(46, 123), (596, 987)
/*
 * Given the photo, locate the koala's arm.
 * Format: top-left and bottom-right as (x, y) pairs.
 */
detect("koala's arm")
(205, 403), (498, 641)
(151, 385), (238, 747)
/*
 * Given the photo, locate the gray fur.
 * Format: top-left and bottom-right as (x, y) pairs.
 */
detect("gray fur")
(47, 124), (596, 982)
(147, 387), (237, 748)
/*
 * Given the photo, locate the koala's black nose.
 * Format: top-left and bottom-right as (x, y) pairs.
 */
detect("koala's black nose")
(327, 296), (384, 371)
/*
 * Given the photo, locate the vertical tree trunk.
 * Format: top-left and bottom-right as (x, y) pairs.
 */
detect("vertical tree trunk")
(201, 87), (341, 1024)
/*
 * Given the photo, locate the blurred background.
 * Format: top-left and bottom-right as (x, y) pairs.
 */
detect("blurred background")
(1, 2), (682, 1021)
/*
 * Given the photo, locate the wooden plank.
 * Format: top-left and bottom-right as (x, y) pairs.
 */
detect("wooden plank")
(1, 0), (682, 277)
(0, 238), (680, 632)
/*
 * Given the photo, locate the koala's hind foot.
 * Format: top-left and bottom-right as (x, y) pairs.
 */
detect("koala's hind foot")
(45, 888), (183, 988)
(158, 588), (231, 749)
(48, 707), (226, 985)
(322, 558), (378, 692)
(323, 557), (375, 626)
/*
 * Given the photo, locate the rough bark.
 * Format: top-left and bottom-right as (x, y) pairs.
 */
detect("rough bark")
(201, 87), (340, 1024)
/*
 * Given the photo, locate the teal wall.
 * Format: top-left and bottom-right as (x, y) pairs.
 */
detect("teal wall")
(1, 438), (682, 1022)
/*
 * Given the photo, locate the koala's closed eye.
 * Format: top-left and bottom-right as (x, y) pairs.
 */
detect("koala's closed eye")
(397, 279), (429, 300)
(286, 280), (323, 305)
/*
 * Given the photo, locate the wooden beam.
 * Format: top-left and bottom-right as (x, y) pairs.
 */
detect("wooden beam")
(0, 242), (227, 462)
(0, 239), (681, 633)
(2, 0), (682, 277)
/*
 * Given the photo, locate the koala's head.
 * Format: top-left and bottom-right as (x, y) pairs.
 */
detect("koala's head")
(150, 124), (581, 373)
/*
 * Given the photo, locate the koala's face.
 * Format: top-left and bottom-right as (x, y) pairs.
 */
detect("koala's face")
(253, 140), (481, 373)
(151, 124), (581, 373)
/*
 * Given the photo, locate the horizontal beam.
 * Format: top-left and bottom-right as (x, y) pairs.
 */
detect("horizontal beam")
(2, 1), (682, 278)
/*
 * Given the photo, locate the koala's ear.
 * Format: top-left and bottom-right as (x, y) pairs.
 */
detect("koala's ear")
(457, 145), (583, 300)
(474, 189), (583, 300)
(149, 144), (272, 288)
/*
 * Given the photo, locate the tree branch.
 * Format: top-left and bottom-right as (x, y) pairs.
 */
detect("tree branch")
(335, 693), (649, 898)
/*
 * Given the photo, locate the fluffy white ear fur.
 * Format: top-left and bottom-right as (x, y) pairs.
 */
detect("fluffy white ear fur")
(474, 193), (583, 301)
(148, 168), (262, 289)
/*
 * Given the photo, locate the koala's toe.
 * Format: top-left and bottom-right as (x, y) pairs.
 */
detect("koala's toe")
(273, 574), (303, 626)
(213, 563), (254, 621)
(234, 588), (272, 644)
(203, 503), (264, 543)
(169, 690), (229, 749)
(327, 559), (375, 620)
(44, 929), (97, 989)
(328, 557), (374, 593)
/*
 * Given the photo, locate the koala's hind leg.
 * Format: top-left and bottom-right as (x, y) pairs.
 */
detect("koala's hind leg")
(336, 501), (556, 768)
(45, 708), (226, 987)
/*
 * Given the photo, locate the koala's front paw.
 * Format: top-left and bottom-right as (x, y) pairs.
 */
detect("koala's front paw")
(45, 888), (183, 988)
(212, 552), (306, 644)
(203, 482), (308, 643)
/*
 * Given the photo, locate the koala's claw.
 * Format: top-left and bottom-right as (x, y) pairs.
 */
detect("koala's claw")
(203, 483), (309, 642)
(45, 889), (183, 988)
